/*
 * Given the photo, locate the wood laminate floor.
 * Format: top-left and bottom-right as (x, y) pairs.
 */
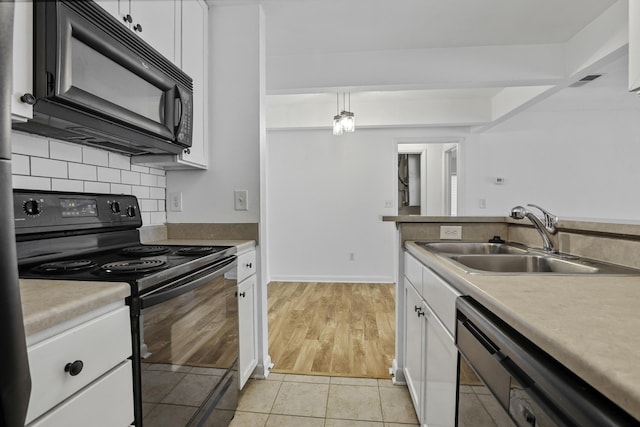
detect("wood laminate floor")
(268, 282), (395, 379)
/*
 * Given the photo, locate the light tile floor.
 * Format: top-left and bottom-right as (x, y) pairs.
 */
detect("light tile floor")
(231, 373), (419, 427)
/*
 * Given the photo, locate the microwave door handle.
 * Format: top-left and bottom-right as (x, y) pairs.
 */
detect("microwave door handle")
(159, 92), (165, 124)
(174, 88), (182, 132)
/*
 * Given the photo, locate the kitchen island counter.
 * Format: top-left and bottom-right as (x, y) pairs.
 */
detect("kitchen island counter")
(405, 240), (640, 421)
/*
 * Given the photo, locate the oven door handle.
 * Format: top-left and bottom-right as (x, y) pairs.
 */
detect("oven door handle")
(140, 256), (237, 309)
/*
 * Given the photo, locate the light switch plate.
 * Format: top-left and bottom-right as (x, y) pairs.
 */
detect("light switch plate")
(234, 190), (248, 211)
(440, 225), (462, 240)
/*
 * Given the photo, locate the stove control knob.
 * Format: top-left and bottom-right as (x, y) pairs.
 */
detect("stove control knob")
(23, 200), (41, 216)
(110, 201), (121, 214)
(126, 205), (136, 217)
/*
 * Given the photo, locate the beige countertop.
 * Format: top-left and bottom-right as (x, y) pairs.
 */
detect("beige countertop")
(405, 241), (640, 421)
(20, 279), (130, 338)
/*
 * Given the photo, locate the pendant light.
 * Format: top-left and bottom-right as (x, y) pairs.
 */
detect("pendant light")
(332, 92), (355, 135)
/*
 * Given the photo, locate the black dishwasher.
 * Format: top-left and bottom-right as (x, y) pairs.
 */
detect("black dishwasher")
(455, 296), (640, 427)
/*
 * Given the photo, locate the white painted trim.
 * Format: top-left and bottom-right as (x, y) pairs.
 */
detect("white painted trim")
(269, 275), (395, 284)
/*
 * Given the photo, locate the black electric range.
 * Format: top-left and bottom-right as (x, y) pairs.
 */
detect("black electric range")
(15, 189), (236, 295)
(14, 189), (239, 427)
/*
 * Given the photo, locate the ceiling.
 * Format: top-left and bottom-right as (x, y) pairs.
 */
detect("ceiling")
(212, 0), (628, 130)
(262, 0), (617, 55)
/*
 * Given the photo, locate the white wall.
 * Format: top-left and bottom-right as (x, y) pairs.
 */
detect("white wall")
(166, 4), (262, 224)
(11, 132), (167, 226)
(463, 107), (640, 221)
(266, 127), (467, 283)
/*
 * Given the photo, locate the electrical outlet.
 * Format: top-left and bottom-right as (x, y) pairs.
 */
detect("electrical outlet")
(440, 225), (462, 240)
(168, 192), (183, 212)
(384, 200), (393, 209)
(234, 190), (248, 211)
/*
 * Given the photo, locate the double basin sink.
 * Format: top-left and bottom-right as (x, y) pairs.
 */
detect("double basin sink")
(417, 242), (640, 275)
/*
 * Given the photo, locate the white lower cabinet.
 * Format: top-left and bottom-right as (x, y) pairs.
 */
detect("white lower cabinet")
(403, 252), (460, 427)
(237, 248), (258, 389)
(26, 305), (133, 427)
(28, 361), (134, 427)
(238, 274), (258, 389)
(423, 303), (458, 427)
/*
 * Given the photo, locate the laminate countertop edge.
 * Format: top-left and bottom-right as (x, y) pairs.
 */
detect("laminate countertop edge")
(405, 240), (640, 421)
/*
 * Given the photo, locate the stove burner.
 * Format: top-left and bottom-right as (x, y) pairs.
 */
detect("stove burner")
(35, 259), (96, 273)
(120, 245), (170, 256)
(174, 246), (216, 256)
(100, 259), (167, 274)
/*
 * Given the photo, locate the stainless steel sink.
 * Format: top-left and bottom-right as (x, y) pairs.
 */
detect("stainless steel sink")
(416, 241), (640, 275)
(448, 254), (599, 274)
(418, 242), (527, 255)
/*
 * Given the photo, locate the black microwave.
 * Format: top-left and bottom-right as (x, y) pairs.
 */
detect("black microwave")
(13, 0), (193, 156)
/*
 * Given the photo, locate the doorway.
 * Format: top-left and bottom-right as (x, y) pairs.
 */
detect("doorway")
(396, 139), (460, 216)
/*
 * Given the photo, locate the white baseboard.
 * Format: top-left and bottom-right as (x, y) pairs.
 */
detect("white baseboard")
(267, 274), (394, 283)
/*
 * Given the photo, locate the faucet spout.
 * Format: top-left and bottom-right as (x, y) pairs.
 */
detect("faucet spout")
(510, 204), (558, 253)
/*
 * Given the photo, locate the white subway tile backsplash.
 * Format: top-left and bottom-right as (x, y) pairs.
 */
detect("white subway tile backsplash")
(141, 212), (151, 225)
(140, 173), (156, 187)
(11, 133), (168, 227)
(121, 170), (141, 185)
(84, 181), (111, 194)
(150, 211), (166, 225)
(131, 185), (150, 199)
(69, 163), (98, 181)
(131, 164), (150, 174)
(50, 141), (82, 163)
(12, 154), (30, 175)
(52, 179), (84, 192)
(149, 168), (165, 176)
(108, 152), (130, 170)
(82, 147), (109, 167)
(97, 167), (121, 183)
(149, 187), (165, 200)
(111, 183), (132, 194)
(139, 199), (157, 211)
(13, 175), (51, 191)
(11, 132), (49, 157)
(31, 157), (68, 178)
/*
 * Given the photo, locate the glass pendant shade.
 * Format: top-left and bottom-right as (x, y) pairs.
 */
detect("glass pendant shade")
(333, 114), (344, 135)
(340, 111), (355, 133)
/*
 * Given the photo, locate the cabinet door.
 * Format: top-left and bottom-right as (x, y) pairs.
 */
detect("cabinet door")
(178, 0), (208, 168)
(93, 0), (122, 22)
(11, 0), (33, 122)
(404, 279), (424, 422)
(424, 303), (458, 427)
(238, 274), (258, 390)
(129, 0), (178, 63)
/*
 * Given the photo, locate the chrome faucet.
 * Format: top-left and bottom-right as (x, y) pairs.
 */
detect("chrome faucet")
(510, 204), (558, 253)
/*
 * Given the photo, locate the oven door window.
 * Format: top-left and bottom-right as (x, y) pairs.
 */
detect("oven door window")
(140, 275), (238, 425)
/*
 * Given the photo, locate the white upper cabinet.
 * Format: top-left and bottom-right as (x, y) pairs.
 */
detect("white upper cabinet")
(132, 0), (209, 170)
(95, 0), (178, 64)
(177, 0), (208, 169)
(630, 1), (640, 92)
(11, 0), (33, 122)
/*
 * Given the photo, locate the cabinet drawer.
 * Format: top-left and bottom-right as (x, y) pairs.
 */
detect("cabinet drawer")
(237, 250), (256, 283)
(422, 267), (461, 335)
(404, 252), (423, 293)
(26, 306), (131, 424)
(28, 361), (134, 427)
